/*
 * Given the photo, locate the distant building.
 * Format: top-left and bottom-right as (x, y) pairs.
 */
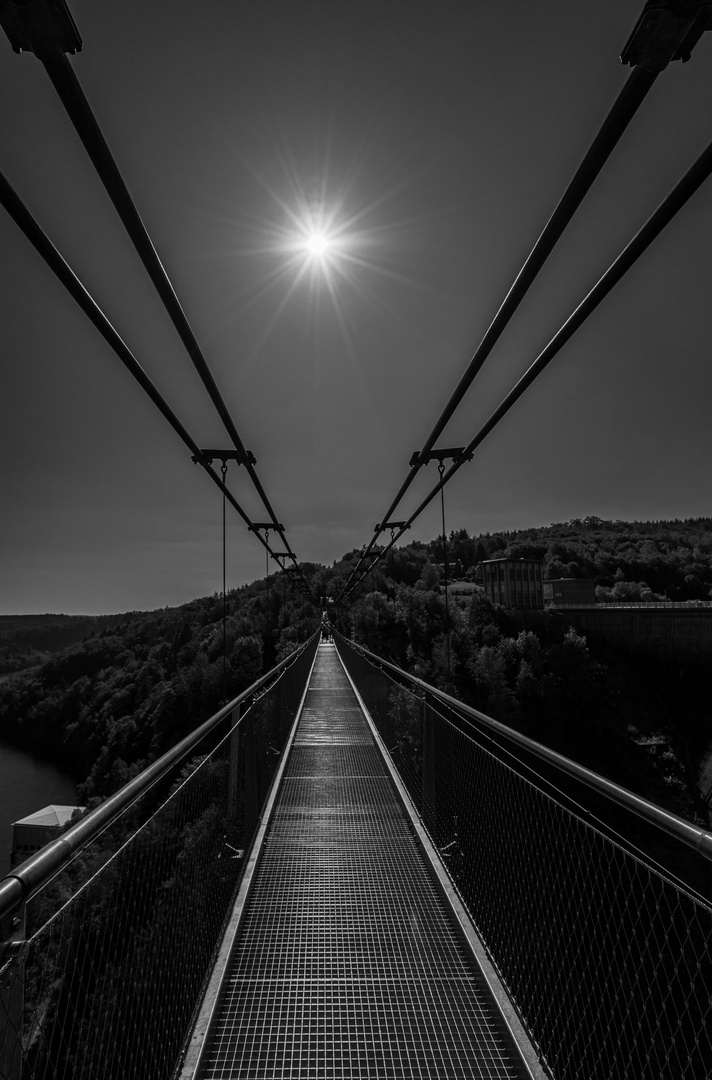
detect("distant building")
(481, 558), (544, 610)
(543, 578), (596, 607)
(11, 804), (84, 867)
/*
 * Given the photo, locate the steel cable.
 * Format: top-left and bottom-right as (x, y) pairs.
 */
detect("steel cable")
(340, 130), (712, 600)
(0, 169), (283, 565)
(41, 53), (299, 566)
(339, 65), (658, 600)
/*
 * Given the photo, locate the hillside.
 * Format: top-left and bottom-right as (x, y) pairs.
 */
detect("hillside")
(0, 516), (710, 840)
(0, 580), (318, 800)
(0, 612), (150, 673)
(445, 516), (712, 600)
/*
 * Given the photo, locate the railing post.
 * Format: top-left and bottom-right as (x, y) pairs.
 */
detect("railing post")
(227, 703), (241, 821)
(421, 689), (435, 828)
(0, 902), (26, 1080)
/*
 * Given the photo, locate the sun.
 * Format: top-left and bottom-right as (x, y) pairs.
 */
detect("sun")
(304, 231), (330, 257)
(297, 226), (341, 266)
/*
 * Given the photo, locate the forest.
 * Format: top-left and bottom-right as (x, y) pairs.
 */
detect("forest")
(0, 515), (710, 819)
(357, 514), (712, 600)
(0, 576), (316, 803)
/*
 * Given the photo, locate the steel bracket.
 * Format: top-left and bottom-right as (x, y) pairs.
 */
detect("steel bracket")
(621, 1), (712, 71)
(191, 448), (257, 467)
(0, 0), (82, 61)
(250, 522), (285, 533)
(415, 447), (467, 467)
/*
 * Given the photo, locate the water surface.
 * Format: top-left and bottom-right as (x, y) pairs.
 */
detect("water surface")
(0, 742), (78, 877)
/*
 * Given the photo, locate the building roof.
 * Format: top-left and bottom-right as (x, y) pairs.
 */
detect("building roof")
(13, 804), (83, 828)
(481, 557), (543, 565)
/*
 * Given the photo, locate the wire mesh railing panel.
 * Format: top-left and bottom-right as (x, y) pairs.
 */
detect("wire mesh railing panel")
(336, 636), (712, 1080)
(0, 636), (317, 1080)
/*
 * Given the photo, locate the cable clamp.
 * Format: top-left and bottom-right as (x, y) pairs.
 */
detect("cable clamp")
(192, 448), (257, 467)
(419, 447), (466, 466)
(250, 522), (285, 534)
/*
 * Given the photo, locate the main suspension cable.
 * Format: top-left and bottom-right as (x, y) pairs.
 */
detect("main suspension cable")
(0, 169), (283, 565)
(35, 46), (297, 563)
(339, 129), (712, 601)
(340, 64), (659, 600)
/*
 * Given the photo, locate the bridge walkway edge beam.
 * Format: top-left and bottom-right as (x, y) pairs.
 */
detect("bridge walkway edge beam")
(175, 643), (321, 1080)
(334, 639), (550, 1080)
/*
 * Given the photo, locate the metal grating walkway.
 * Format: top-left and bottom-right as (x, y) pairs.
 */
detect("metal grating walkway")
(193, 645), (534, 1079)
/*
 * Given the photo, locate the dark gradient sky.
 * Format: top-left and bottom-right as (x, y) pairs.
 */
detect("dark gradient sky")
(2, 2), (712, 614)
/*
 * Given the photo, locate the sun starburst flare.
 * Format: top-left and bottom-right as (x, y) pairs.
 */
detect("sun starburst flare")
(282, 208), (351, 276)
(209, 132), (463, 385)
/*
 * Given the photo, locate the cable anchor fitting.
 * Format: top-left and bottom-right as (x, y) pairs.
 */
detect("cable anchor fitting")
(621, 1), (712, 72)
(0, 0), (82, 62)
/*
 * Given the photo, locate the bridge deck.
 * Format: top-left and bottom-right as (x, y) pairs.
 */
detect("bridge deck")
(189, 644), (535, 1079)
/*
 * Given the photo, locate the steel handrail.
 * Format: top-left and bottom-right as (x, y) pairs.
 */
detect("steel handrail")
(335, 632), (712, 863)
(0, 632), (318, 919)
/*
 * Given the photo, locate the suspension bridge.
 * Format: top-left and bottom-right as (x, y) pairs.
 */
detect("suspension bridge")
(2, 1), (712, 1077)
(2, 633), (712, 1079)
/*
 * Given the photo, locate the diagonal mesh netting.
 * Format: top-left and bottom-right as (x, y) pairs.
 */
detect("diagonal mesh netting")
(0, 637), (317, 1080)
(337, 636), (712, 1080)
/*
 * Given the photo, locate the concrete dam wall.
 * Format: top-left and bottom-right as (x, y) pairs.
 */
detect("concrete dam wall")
(553, 607), (712, 663)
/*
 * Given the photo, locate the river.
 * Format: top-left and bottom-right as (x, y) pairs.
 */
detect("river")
(0, 742), (78, 878)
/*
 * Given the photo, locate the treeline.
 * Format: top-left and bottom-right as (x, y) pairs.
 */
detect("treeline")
(336, 516), (712, 601)
(342, 577), (698, 821)
(465, 516), (712, 600)
(0, 612), (144, 673)
(0, 580), (318, 801)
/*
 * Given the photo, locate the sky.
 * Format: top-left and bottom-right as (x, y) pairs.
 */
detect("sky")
(1, 1), (712, 614)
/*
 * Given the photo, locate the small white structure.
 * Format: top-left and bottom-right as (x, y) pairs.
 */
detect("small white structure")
(11, 804), (84, 867)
